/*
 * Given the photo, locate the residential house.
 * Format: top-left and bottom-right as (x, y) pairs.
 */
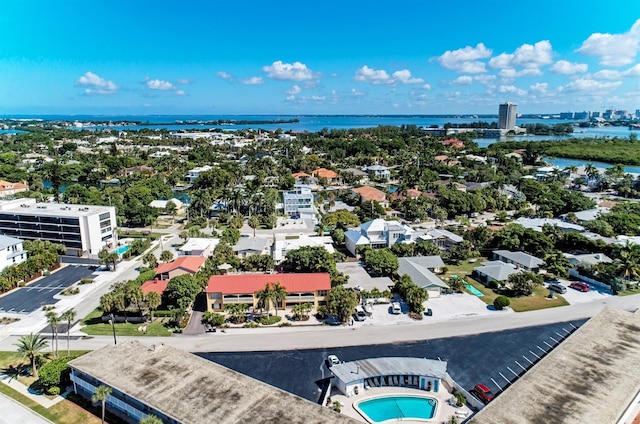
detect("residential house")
(291, 172), (313, 185)
(0, 234), (27, 272)
(351, 186), (388, 208)
(178, 237), (220, 257)
(441, 138), (465, 149)
(148, 198), (183, 211)
(206, 273), (331, 312)
(562, 207), (610, 224)
(311, 168), (340, 185)
(512, 217), (584, 233)
(343, 168), (369, 185)
(68, 341), (346, 424)
(233, 236), (271, 259)
(473, 261), (521, 285)
(419, 229), (463, 251)
(185, 165), (213, 183)
(492, 250), (543, 273)
(397, 256), (448, 298)
(119, 166), (154, 177)
(344, 219), (415, 256)
(272, 234), (335, 264)
(364, 165), (390, 181)
(564, 253), (612, 268)
(283, 185), (314, 216)
(153, 256), (207, 281)
(0, 180), (28, 198)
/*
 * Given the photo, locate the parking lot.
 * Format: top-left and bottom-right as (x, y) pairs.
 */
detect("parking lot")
(0, 265), (94, 314)
(198, 319), (587, 404)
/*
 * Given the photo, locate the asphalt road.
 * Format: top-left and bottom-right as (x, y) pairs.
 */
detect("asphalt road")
(198, 319), (586, 403)
(0, 265), (94, 314)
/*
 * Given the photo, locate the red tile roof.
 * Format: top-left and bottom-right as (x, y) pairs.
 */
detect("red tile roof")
(312, 168), (339, 179)
(155, 256), (206, 275)
(141, 279), (170, 295)
(0, 180), (27, 191)
(291, 172), (312, 178)
(206, 273), (331, 294)
(352, 186), (387, 202)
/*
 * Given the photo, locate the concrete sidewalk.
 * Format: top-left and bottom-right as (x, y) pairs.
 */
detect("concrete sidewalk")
(0, 393), (53, 424)
(0, 372), (65, 408)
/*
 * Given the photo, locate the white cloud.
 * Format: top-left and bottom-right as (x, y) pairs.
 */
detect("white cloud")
(593, 69), (622, 80)
(577, 19), (640, 66)
(286, 95), (296, 101)
(624, 64), (640, 77)
(262, 61), (315, 81)
(498, 67), (543, 78)
(286, 85), (301, 95)
(176, 78), (194, 85)
(529, 82), (549, 95)
(474, 75), (496, 85)
(146, 79), (175, 90)
(451, 76), (473, 85)
(75, 71), (118, 95)
(354, 65), (393, 84)
(392, 69), (424, 84)
(489, 41), (553, 75)
(354, 66), (425, 85)
(422, 84), (432, 91)
(216, 71), (234, 81)
(240, 77), (264, 85)
(550, 60), (588, 75)
(498, 85), (527, 96)
(351, 88), (365, 96)
(559, 77), (622, 93)
(175, 89), (186, 96)
(437, 43), (492, 73)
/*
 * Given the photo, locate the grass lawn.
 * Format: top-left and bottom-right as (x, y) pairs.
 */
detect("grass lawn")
(0, 350), (100, 424)
(81, 308), (172, 337)
(619, 287), (640, 296)
(443, 259), (569, 312)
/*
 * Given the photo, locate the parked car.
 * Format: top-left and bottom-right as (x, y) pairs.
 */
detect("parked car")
(327, 355), (340, 367)
(353, 285), (364, 292)
(473, 383), (495, 403)
(569, 281), (590, 292)
(547, 282), (567, 294)
(424, 308), (433, 316)
(354, 305), (367, 321)
(391, 302), (402, 314)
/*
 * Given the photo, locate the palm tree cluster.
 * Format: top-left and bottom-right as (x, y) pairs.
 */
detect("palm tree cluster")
(256, 282), (287, 316)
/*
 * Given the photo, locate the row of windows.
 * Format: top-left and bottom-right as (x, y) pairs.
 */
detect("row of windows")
(0, 223), (81, 233)
(0, 214), (79, 226)
(99, 212), (111, 221)
(0, 230), (83, 249)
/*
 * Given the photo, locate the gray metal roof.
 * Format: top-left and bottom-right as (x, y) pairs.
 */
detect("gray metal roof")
(493, 250), (543, 269)
(233, 237), (270, 252)
(474, 261), (520, 281)
(0, 234), (23, 250)
(398, 257), (448, 289)
(331, 357), (448, 386)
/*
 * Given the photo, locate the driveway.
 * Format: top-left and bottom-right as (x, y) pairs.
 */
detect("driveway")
(0, 394), (52, 424)
(550, 279), (613, 304)
(336, 262), (393, 291)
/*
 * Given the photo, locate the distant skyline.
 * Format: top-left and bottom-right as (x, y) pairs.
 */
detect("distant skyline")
(1, 1), (639, 115)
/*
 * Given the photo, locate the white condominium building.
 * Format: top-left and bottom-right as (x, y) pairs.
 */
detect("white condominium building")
(0, 198), (117, 259)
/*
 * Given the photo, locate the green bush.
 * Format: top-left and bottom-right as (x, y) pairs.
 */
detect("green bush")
(278, 321), (292, 327)
(79, 278), (93, 285)
(153, 310), (173, 317)
(47, 386), (61, 395)
(454, 391), (467, 407)
(38, 356), (78, 390)
(257, 315), (282, 325)
(494, 296), (511, 310)
(243, 322), (259, 328)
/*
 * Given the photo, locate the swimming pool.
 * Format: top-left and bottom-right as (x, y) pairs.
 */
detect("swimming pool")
(112, 245), (130, 255)
(465, 283), (484, 297)
(355, 395), (437, 423)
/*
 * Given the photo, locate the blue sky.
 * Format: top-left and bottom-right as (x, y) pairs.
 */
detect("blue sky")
(1, 0), (639, 115)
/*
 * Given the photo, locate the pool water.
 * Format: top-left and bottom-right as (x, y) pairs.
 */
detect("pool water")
(465, 283), (484, 297)
(113, 245), (130, 255)
(356, 395), (437, 422)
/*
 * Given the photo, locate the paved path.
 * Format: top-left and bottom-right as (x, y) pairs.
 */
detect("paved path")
(0, 394), (52, 424)
(0, 373), (65, 408)
(1, 291), (637, 353)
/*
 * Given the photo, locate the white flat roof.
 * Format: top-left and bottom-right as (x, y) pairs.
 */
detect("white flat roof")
(0, 198), (114, 217)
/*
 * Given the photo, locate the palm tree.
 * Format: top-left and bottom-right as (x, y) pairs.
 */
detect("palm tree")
(142, 252), (158, 269)
(585, 163), (598, 185)
(92, 385), (112, 424)
(145, 291), (162, 321)
(616, 241), (640, 283)
(61, 309), (76, 357)
(14, 333), (48, 378)
(248, 215), (260, 237)
(139, 415), (163, 424)
(256, 284), (274, 316)
(270, 282), (288, 316)
(99, 293), (119, 345)
(46, 311), (60, 358)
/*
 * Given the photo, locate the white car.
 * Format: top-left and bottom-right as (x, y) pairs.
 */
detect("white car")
(327, 355), (340, 366)
(353, 285), (364, 291)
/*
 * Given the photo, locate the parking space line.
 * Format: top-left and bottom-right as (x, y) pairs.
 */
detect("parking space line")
(523, 355), (534, 365)
(569, 323), (578, 330)
(549, 336), (559, 344)
(491, 378), (502, 390)
(498, 372), (510, 383)
(537, 345), (546, 353)
(529, 350), (541, 359)
(555, 331), (566, 339)
(543, 340), (554, 349)
(515, 360), (527, 371)
(507, 366), (518, 377)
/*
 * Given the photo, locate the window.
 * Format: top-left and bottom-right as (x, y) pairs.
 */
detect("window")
(99, 212), (110, 221)
(317, 290), (328, 296)
(210, 293), (221, 299)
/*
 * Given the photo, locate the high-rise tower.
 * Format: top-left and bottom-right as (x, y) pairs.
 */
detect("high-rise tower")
(498, 102), (517, 130)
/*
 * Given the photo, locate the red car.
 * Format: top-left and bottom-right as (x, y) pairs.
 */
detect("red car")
(569, 282), (590, 292)
(473, 383), (495, 403)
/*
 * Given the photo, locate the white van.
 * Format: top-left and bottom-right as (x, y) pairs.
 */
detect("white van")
(391, 302), (401, 314)
(354, 305), (367, 321)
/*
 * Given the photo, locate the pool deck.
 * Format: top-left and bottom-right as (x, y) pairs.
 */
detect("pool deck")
(330, 386), (473, 423)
